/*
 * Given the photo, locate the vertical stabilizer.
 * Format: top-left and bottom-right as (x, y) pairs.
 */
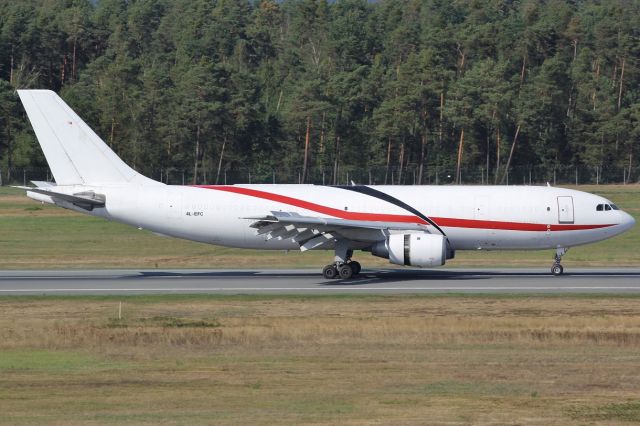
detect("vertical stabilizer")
(18, 90), (157, 186)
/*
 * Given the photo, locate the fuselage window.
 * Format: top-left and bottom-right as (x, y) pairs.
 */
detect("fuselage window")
(596, 204), (603, 211)
(605, 204), (612, 211)
(611, 204), (620, 210)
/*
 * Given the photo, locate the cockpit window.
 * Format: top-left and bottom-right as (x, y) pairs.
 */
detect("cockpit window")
(597, 203), (619, 211)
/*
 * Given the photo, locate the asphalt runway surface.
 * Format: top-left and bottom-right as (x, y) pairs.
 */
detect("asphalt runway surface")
(0, 268), (639, 295)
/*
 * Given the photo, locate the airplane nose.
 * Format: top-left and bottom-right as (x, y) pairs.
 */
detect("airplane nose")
(620, 211), (636, 231)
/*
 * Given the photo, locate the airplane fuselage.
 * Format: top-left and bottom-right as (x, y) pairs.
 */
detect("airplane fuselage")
(32, 184), (635, 253)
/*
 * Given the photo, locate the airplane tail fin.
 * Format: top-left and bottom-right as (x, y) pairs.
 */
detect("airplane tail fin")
(18, 90), (158, 186)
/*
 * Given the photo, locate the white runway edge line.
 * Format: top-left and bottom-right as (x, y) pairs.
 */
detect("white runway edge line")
(2, 287), (640, 292)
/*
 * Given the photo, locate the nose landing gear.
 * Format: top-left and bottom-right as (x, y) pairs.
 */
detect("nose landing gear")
(551, 247), (567, 276)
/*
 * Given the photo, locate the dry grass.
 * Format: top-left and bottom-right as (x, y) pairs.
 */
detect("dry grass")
(1, 295), (640, 424)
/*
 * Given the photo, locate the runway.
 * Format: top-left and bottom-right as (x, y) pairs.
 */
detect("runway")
(1, 268), (640, 295)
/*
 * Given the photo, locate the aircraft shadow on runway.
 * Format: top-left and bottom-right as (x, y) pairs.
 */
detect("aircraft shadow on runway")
(321, 270), (640, 286)
(136, 269), (640, 286)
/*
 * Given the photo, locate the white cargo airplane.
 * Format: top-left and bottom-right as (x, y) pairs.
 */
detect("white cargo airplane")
(16, 90), (635, 278)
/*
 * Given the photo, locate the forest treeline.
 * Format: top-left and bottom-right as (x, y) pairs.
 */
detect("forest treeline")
(1, 0), (639, 185)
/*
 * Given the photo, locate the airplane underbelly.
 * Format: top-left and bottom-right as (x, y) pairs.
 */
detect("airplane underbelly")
(448, 227), (553, 250)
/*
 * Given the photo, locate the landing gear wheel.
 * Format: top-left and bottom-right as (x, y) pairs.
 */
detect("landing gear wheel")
(551, 247), (568, 277)
(349, 261), (361, 275)
(322, 265), (337, 279)
(337, 264), (353, 279)
(551, 264), (564, 276)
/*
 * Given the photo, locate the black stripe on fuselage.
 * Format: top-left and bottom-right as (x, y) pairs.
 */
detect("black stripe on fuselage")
(332, 185), (447, 236)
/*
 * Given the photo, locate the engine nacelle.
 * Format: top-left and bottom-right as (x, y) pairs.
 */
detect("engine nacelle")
(371, 233), (448, 267)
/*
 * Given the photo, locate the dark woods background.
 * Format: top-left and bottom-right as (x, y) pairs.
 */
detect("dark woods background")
(1, 0), (639, 185)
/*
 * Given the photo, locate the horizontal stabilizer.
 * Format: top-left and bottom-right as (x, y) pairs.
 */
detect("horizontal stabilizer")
(13, 186), (105, 210)
(30, 181), (55, 188)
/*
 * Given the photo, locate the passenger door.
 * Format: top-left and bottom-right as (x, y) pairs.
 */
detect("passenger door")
(557, 196), (574, 224)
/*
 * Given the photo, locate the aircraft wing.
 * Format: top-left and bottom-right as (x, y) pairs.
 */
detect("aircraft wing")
(246, 211), (430, 251)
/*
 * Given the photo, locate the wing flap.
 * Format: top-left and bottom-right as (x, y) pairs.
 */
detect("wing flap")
(300, 233), (335, 251)
(266, 211), (428, 231)
(245, 211), (431, 250)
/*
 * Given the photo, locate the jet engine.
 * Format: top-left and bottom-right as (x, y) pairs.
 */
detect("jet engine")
(371, 233), (453, 267)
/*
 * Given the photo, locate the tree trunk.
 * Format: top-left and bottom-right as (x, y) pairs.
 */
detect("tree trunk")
(456, 129), (464, 184)
(439, 91), (444, 144)
(418, 108), (428, 185)
(617, 57), (625, 111)
(384, 137), (392, 185)
(519, 55), (526, 88)
(301, 116), (311, 183)
(109, 117), (116, 148)
(332, 135), (340, 185)
(72, 38), (77, 82)
(592, 59), (600, 110)
(500, 124), (520, 184)
(215, 134), (227, 185)
(494, 127), (501, 184)
(485, 136), (490, 185)
(193, 123), (200, 185)
(397, 140), (405, 184)
(61, 55), (67, 85)
(456, 43), (465, 76)
(6, 116), (12, 182)
(319, 111), (325, 156)
(9, 45), (14, 85)
(418, 133), (426, 185)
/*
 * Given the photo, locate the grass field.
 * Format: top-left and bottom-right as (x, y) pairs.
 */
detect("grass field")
(2, 187), (639, 424)
(1, 295), (640, 424)
(0, 184), (638, 269)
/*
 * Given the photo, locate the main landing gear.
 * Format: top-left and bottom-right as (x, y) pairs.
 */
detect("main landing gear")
(322, 241), (361, 280)
(322, 261), (361, 279)
(551, 247), (568, 276)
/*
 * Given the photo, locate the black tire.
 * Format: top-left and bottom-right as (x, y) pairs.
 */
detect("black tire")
(338, 264), (353, 279)
(551, 264), (564, 276)
(322, 265), (337, 279)
(349, 261), (361, 275)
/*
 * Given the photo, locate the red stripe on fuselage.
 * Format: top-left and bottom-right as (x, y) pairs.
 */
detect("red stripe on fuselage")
(196, 185), (615, 232)
(430, 217), (611, 232)
(198, 185), (421, 223)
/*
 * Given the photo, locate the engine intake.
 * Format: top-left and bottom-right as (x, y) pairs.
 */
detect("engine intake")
(372, 233), (451, 267)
